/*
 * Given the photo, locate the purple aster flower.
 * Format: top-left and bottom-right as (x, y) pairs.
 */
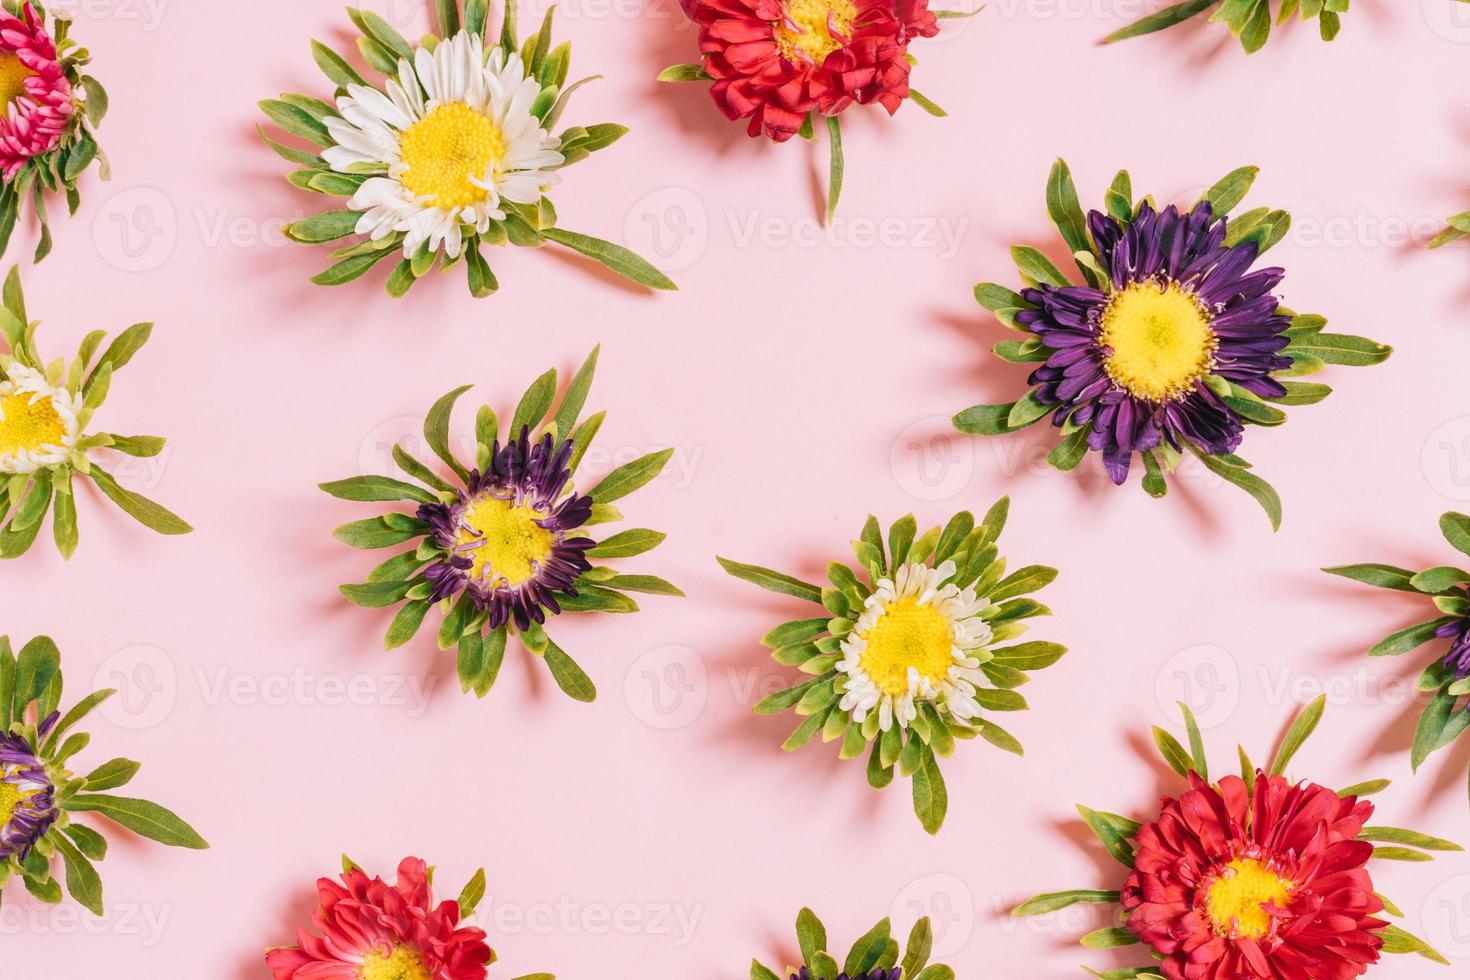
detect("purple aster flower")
(0, 731), (57, 862)
(1435, 618), (1470, 681)
(1017, 200), (1292, 484)
(417, 426), (595, 632)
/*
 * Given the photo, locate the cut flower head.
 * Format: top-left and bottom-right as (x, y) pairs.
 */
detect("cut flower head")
(266, 856), (524, 980)
(0, 636), (208, 915)
(323, 348), (680, 703)
(0, 265), (189, 559)
(1104, 0), (1355, 53)
(1326, 511), (1470, 807)
(262, 0), (675, 298)
(750, 907), (951, 980)
(719, 499), (1064, 834)
(659, 0), (975, 219)
(0, 1), (109, 264)
(1013, 697), (1456, 978)
(955, 160), (1390, 530)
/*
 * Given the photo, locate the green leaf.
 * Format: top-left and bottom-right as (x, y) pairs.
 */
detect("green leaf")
(1190, 447), (1281, 530)
(796, 907), (827, 967)
(53, 834), (104, 915)
(457, 868), (486, 916)
(911, 744), (948, 834)
(311, 246), (398, 286)
(1179, 702), (1208, 783)
(1046, 158), (1095, 283)
(1358, 827), (1462, 852)
(52, 477), (77, 560)
(88, 466), (192, 534)
(311, 40), (365, 87)
(586, 529), (666, 558)
(287, 210), (361, 243)
(844, 918), (891, 976)
(1289, 332), (1392, 367)
(434, 0), (461, 34)
(908, 88), (946, 116)
(1411, 689), (1470, 771)
(83, 757), (141, 791)
(1077, 805), (1135, 867)
(509, 367), (558, 438)
(384, 599), (431, 650)
(717, 557), (823, 604)
(1441, 513), (1470, 558)
(259, 98), (331, 145)
(543, 639), (596, 702)
(1152, 726), (1195, 777)
(1011, 890), (1121, 916)
(824, 114), (844, 223)
(1368, 617), (1457, 657)
(657, 63), (713, 82)
(319, 475), (438, 504)
(1201, 166), (1258, 216)
(1102, 0), (1222, 42)
(589, 449), (672, 503)
(64, 795), (208, 849)
(1322, 563), (1419, 592)
(424, 385), (473, 481)
(1010, 245), (1069, 286)
(953, 402), (1030, 435)
(1269, 695), (1326, 776)
(1081, 927), (1140, 949)
(900, 918), (933, 977)
(601, 574), (683, 596)
(42, 689), (113, 754)
(540, 228), (676, 290)
(1380, 924), (1450, 964)
(553, 346), (600, 440)
(13, 635), (60, 717)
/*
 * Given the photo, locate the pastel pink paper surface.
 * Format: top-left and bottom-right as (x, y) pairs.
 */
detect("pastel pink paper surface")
(7, 1), (1470, 977)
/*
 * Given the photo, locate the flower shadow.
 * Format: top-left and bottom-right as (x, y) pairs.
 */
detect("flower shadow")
(230, 875), (325, 980)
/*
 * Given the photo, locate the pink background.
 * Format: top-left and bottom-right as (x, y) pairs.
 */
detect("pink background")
(8, 0), (1470, 976)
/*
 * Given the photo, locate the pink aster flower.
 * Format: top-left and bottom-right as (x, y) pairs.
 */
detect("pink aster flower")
(0, 2), (75, 179)
(266, 857), (494, 980)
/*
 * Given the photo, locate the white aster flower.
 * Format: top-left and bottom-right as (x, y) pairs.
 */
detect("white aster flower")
(0, 362), (80, 474)
(322, 30), (564, 260)
(836, 559), (994, 732)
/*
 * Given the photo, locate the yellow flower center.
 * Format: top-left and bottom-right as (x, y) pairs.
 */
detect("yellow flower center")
(1099, 281), (1218, 403)
(774, 0), (858, 64)
(0, 53), (34, 117)
(0, 391), (65, 457)
(456, 495), (557, 588)
(856, 597), (955, 697)
(1205, 858), (1294, 939)
(398, 102), (507, 210)
(360, 945), (433, 980)
(0, 778), (36, 828)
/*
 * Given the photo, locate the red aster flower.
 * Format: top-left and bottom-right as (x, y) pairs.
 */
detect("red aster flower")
(1122, 772), (1387, 980)
(0, 2), (74, 179)
(685, 0), (938, 141)
(266, 858), (494, 980)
